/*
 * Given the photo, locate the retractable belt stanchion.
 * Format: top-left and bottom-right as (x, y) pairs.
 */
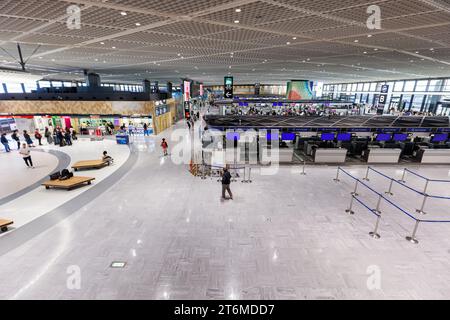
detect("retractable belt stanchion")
(399, 168), (407, 183)
(369, 215), (382, 239)
(406, 220), (420, 244)
(345, 194), (355, 215)
(201, 164), (207, 180)
(416, 194), (428, 215)
(373, 194), (382, 214)
(385, 178), (394, 196)
(248, 167), (252, 183)
(363, 166), (370, 181)
(300, 160), (307, 176)
(351, 179), (360, 196)
(242, 166), (247, 183)
(333, 167), (340, 182)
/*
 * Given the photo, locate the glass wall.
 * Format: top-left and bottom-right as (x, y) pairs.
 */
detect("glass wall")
(322, 77), (450, 114)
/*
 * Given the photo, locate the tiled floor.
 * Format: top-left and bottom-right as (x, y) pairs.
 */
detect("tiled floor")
(1, 121), (450, 300)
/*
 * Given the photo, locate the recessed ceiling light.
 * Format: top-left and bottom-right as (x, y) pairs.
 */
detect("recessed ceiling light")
(39, 56), (43, 59)
(112, 46), (116, 49)
(135, 23), (141, 26)
(286, 42), (291, 45)
(100, 42), (105, 45)
(51, 58), (55, 61)
(95, 58), (98, 61)
(430, 48), (434, 51)
(363, 51), (367, 54)
(235, 8), (241, 12)
(374, 48), (378, 51)
(354, 39), (359, 43)
(234, 20), (239, 24)
(293, 37), (297, 40)
(367, 34), (372, 38)
(120, 11), (127, 16)
(177, 53), (181, 56)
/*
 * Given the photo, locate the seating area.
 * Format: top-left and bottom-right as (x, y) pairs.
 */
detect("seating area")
(72, 160), (109, 171)
(42, 176), (95, 191)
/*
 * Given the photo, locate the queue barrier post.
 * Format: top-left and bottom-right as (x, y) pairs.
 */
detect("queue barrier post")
(345, 194), (355, 215)
(201, 164), (207, 180)
(373, 194), (382, 214)
(415, 195), (428, 215)
(363, 166), (370, 181)
(248, 167), (252, 183)
(333, 167), (340, 182)
(399, 168), (407, 183)
(385, 178), (394, 196)
(423, 179), (429, 195)
(351, 179), (360, 196)
(300, 160), (307, 176)
(406, 220), (420, 244)
(369, 215), (381, 239)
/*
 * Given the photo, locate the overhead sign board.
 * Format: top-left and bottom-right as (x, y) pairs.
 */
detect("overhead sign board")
(377, 85), (389, 115)
(224, 76), (233, 99)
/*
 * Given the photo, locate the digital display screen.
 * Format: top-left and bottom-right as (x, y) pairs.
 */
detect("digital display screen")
(432, 133), (448, 142)
(376, 134), (392, 141)
(281, 133), (296, 141)
(321, 133), (335, 141)
(266, 132), (279, 140)
(226, 132), (240, 140)
(393, 133), (408, 141)
(337, 133), (351, 141)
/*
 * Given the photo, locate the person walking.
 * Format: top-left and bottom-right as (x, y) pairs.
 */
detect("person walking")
(23, 130), (35, 147)
(186, 119), (191, 130)
(1, 133), (11, 152)
(34, 129), (43, 146)
(161, 138), (168, 156)
(57, 128), (64, 147)
(221, 167), (233, 200)
(11, 130), (20, 149)
(143, 123), (148, 136)
(19, 143), (34, 168)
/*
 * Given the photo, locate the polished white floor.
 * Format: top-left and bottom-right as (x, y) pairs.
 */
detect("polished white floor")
(0, 138), (130, 230)
(1, 121), (450, 300)
(0, 149), (58, 199)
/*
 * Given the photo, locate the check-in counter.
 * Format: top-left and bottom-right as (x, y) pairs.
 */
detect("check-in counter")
(366, 148), (401, 163)
(420, 149), (450, 164)
(258, 147), (294, 163)
(314, 149), (347, 163)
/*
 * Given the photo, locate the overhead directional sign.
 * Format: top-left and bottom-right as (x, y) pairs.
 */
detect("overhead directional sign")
(224, 76), (233, 99)
(377, 84), (389, 114)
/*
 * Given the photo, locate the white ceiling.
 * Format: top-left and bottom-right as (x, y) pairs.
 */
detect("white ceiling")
(1, 0), (450, 85)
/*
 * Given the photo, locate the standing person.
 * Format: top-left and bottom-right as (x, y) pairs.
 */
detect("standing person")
(64, 129), (72, 146)
(128, 123), (135, 136)
(1, 133), (11, 152)
(186, 119), (191, 130)
(71, 128), (78, 141)
(143, 123), (148, 136)
(161, 138), (168, 156)
(57, 129), (64, 147)
(19, 143), (34, 168)
(34, 129), (43, 146)
(44, 127), (53, 144)
(221, 167), (233, 200)
(23, 130), (35, 147)
(11, 130), (20, 149)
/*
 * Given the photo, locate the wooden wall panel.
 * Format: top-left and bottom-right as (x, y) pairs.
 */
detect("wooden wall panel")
(0, 99), (172, 116)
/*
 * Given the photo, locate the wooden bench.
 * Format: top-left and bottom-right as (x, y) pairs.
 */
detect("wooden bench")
(42, 176), (95, 191)
(0, 219), (13, 232)
(72, 160), (108, 171)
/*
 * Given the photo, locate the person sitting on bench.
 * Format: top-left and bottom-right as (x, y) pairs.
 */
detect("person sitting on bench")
(102, 151), (114, 165)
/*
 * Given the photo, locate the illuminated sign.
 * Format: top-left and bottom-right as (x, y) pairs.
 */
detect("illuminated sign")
(183, 80), (191, 101)
(224, 76), (233, 99)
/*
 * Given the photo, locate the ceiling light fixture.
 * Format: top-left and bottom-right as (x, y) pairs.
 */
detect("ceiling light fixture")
(367, 34), (372, 38)
(354, 40), (359, 43)
(135, 23), (141, 26)
(234, 20), (239, 24)
(100, 42), (105, 45)
(235, 8), (241, 12)
(120, 11), (127, 16)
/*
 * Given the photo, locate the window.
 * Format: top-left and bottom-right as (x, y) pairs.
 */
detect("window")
(351, 83), (357, 91)
(428, 79), (443, 91)
(357, 83), (363, 91)
(6, 83), (24, 93)
(363, 83), (370, 91)
(394, 81), (404, 92)
(23, 81), (37, 93)
(411, 95), (424, 111)
(415, 80), (428, 92)
(370, 83), (377, 91)
(442, 79), (450, 92)
(404, 81), (415, 92)
(39, 80), (51, 88)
